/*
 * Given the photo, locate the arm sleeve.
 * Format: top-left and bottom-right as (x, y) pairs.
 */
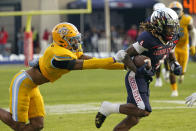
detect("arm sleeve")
(132, 32), (150, 54)
(51, 52), (76, 70)
(51, 58), (76, 70)
(82, 57), (124, 70)
(99, 62), (125, 70)
(83, 57), (115, 69)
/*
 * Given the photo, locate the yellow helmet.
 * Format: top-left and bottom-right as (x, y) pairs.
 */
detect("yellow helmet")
(52, 22), (81, 50)
(169, 1), (183, 18)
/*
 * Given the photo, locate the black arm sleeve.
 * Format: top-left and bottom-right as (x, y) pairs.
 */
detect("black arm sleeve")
(52, 59), (76, 70)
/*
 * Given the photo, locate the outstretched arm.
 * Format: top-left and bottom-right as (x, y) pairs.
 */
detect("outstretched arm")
(79, 54), (125, 70)
(51, 57), (119, 70)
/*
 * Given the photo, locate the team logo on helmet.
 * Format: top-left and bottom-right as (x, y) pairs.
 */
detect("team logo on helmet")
(58, 27), (68, 38)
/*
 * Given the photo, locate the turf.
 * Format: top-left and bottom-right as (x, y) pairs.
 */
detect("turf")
(0, 62), (196, 131)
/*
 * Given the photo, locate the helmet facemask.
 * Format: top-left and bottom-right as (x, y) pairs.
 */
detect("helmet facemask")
(64, 34), (82, 51)
(163, 25), (179, 41)
(162, 16), (179, 41)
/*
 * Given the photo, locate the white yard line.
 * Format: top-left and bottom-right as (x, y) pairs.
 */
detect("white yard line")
(4, 100), (196, 115)
(45, 100), (196, 115)
(152, 100), (186, 104)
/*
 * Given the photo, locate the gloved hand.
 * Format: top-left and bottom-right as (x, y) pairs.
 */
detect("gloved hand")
(136, 63), (154, 77)
(185, 93), (196, 107)
(113, 50), (127, 62)
(170, 61), (182, 75)
(145, 75), (153, 84)
(190, 46), (196, 56)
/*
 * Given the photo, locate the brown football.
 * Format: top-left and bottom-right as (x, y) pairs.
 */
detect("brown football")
(133, 55), (151, 69)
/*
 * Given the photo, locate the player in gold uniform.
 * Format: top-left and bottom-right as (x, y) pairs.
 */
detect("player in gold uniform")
(169, 1), (196, 97)
(0, 22), (125, 130)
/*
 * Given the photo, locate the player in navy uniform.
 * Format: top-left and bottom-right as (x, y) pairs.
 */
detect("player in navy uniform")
(95, 8), (182, 130)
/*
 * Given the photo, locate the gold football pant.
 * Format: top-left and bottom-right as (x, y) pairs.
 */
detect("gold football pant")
(175, 48), (189, 73)
(9, 71), (45, 123)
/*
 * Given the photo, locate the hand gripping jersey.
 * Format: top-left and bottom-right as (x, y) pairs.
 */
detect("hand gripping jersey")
(176, 14), (192, 49)
(133, 31), (176, 72)
(39, 43), (83, 82)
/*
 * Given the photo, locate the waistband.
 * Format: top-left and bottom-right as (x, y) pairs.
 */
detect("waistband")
(20, 70), (37, 86)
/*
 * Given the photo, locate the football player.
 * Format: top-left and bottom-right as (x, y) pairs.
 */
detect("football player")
(169, 1), (196, 97)
(95, 8), (182, 130)
(0, 22), (125, 131)
(153, 2), (166, 87)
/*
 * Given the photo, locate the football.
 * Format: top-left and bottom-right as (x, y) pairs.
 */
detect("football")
(133, 55), (151, 69)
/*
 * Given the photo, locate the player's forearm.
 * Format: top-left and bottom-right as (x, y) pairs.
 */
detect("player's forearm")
(82, 57), (116, 69)
(123, 45), (139, 72)
(168, 52), (176, 62)
(79, 56), (124, 69)
(122, 54), (137, 73)
(101, 63), (125, 70)
(125, 44), (142, 56)
(125, 46), (133, 55)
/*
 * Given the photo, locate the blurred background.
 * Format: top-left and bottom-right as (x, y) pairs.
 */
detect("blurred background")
(0, 0), (195, 64)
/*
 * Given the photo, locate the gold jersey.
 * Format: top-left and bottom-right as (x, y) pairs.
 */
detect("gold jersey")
(39, 42), (83, 82)
(176, 14), (192, 49)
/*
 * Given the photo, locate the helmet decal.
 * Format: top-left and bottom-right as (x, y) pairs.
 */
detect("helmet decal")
(58, 27), (68, 38)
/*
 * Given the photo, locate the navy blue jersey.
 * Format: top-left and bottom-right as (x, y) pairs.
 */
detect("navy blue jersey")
(133, 31), (176, 72)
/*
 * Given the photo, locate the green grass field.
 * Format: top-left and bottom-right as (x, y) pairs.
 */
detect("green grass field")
(0, 63), (196, 131)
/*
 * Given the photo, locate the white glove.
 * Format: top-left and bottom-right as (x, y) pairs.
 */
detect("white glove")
(113, 50), (127, 62)
(185, 93), (196, 107)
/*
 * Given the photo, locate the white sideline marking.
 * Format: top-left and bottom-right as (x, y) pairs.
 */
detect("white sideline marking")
(45, 100), (196, 115)
(152, 100), (186, 104)
(190, 74), (196, 78)
(45, 103), (99, 114)
(4, 100), (196, 115)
